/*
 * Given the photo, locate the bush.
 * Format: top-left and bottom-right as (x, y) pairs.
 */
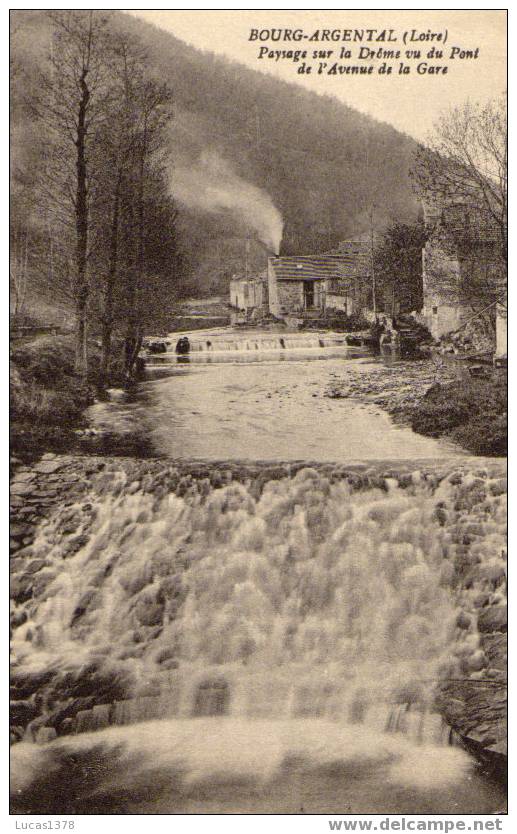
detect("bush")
(410, 375), (507, 455)
(10, 336), (76, 386)
(451, 413), (507, 457)
(411, 383), (473, 436)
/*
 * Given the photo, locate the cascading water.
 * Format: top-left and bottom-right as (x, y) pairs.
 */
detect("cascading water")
(145, 330), (369, 367)
(10, 464), (507, 812)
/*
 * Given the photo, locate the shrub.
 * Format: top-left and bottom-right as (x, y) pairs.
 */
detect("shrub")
(10, 336), (76, 386)
(451, 413), (507, 457)
(410, 374), (507, 455)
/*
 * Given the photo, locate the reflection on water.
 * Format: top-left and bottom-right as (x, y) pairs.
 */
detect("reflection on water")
(88, 354), (462, 462)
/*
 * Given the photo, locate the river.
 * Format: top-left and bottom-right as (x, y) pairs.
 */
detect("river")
(87, 333), (462, 462)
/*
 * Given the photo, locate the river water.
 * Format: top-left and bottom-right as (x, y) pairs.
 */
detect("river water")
(87, 333), (461, 462)
(10, 330), (506, 814)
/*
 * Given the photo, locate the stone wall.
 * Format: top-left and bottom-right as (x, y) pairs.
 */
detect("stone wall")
(277, 281), (304, 313)
(422, 241), (464, 338)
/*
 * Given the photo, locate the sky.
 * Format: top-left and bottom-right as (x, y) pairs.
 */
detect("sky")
(127, 9), (506, 141)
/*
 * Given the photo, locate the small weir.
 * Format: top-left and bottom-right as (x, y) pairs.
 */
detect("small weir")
(144, 329), (373, 367)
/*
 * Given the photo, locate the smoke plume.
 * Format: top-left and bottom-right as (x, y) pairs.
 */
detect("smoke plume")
(171, 151), (283, 254)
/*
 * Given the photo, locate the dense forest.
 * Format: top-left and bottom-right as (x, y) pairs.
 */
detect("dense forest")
(10, 10), (419, 326)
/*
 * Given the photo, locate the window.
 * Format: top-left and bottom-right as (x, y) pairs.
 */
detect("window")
(432, 306), (438, 315)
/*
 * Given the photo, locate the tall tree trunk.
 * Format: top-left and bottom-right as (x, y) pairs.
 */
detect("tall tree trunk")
(123, 194), (138, 381)
(100, 175), (122, 388)
(124, 127), (147, 382)
(74, 70), (90, 376)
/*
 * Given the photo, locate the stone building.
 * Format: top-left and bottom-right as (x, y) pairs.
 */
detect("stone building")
(229, 272), (268, 318)
(267, 242), (373, 320)
(421, 198), (506, 356)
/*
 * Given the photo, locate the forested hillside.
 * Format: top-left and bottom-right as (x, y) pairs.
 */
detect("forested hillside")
(11, 10), (419, 309)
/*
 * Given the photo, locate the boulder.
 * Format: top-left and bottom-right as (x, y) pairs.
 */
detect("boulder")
(465, 650), (487, 673)
(477, 605), (507, 634)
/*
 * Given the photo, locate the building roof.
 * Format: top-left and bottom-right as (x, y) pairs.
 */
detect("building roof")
(269, 245), (371, 283)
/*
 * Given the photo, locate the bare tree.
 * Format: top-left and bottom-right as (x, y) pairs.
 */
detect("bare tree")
(413, 95), (507, 321)
(10, 225), (30, 319)
(92, 32), (146, 386)
(122, 77), (173, 379)
(38, 11), (113, 374)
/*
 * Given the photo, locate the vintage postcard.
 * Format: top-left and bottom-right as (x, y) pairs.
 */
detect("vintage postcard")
(9, 7), (507, 821)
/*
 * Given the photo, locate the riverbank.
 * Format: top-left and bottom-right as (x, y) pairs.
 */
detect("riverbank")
(10, 456), (506, 779)
(10, 334), (131, 461)
(326, 357), (507, 457)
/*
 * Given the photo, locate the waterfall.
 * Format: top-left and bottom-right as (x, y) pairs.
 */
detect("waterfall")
(12, 466), (496, 733)
(10, 463), (507, 813)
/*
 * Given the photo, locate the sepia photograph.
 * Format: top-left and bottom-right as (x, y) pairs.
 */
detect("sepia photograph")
(9, 7), (507, 818)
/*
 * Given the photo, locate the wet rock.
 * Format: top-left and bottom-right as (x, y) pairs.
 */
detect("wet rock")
(133, 625), (162, 644)
(10, 699), (39, 724)
(477, 605), (507, 634)
(10, 726), (25, 745)
(478, 564), (506, 589)
(62, 534), (89, 558)
(456, 611), (471, 630)
(134, 599), (164, 627)
(10, 609), (27, 628)
(10, 482), (34, 496)
(481, 633), (507, 670)
(489, 478), (507, 497)
(161, 658), (179, 671)
(473, 592), (491, 608)
(11, 669), (55, 699)
(58, 717), (75, 736)
(31, 571), (56, 597)
(11, 471), (36, 483)
(10, 575), (33, 603)
(71, 589), (97, 625)
(10, 523), (33, 539)
(25, 559), (47, 575)
(466, 650), (487, 673)
(155, 646), (177, 665)
(33, 461), (63, 475)
(31, 489), (58, 499)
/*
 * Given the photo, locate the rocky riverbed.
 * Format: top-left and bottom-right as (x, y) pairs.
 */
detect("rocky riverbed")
(10, 454), (506, 778)
(325, 357), (458, 424)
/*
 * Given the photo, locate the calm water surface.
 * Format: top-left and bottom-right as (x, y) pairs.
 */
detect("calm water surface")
(88, 349), (462, 462)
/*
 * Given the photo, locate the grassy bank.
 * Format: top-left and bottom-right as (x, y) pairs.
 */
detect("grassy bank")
(10, 335), (127, 460)
(411, 374), (507, 456)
